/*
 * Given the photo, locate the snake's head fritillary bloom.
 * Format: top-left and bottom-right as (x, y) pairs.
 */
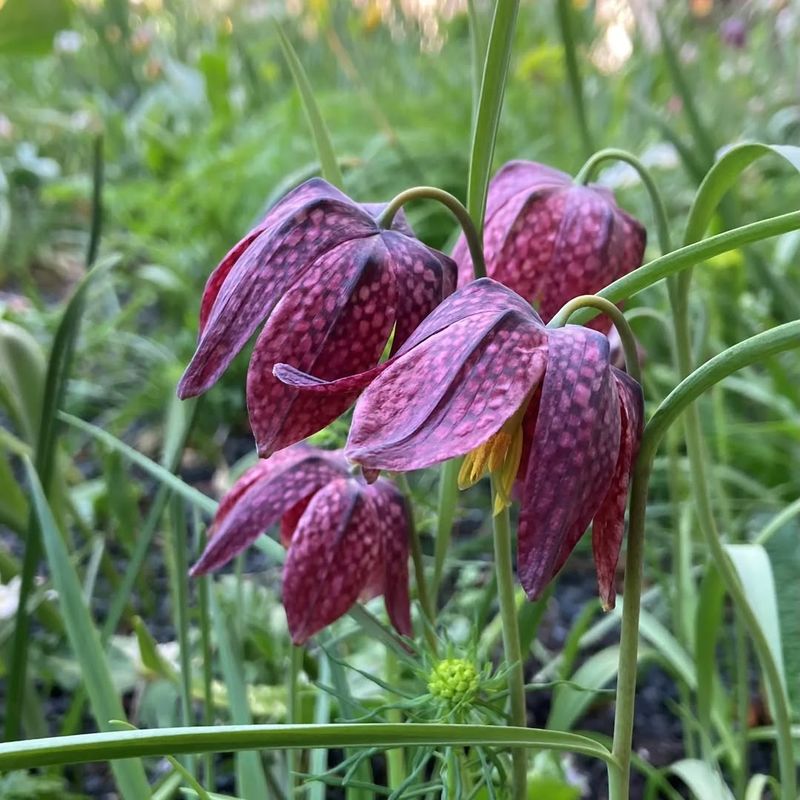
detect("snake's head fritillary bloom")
(452, 161), (646, 331)
(190, 444), (412, 645)
(276, 280), (643, 608)
(177, 178), (456, 458)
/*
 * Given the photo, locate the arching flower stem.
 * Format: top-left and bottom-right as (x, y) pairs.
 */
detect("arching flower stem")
(377, 186), (487, 279)
(548, 294), (642, 385)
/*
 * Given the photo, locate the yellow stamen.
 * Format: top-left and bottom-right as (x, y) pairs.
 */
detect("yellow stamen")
(458, 397), (530, 514)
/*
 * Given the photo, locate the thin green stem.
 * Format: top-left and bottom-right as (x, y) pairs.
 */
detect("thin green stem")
(609, 320), (800, 800)
(431, 458), (461, 605)
(287, 645), (303, 797)
(733, 616), (749, 800)
(385, 651), (406, 790)
(196, 532), (215, 789)
(169, 497), (195, 775)
(548, 295), (641, 384)
(555, 0), (594, 157)
(574, 148), (672, 255)
(378, 186), (486, 279)
(490, 477), (527, 800)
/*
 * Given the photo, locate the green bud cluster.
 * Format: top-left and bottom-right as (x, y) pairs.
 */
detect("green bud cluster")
(427, 658), (479, 706)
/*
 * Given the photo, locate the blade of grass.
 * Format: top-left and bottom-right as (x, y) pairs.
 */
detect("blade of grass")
(23, 456), (151, 798)
(274, 21), (344, 189)
(466, 0), (520, 231)
(209, 585), (270, 800)
(5, 250), (120, 740)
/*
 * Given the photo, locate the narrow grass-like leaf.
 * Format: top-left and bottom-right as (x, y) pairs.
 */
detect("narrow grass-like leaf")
(466, 0), (520, 230)
(6, 252), (119, 740)
(724, 544), (787, 707)
(22, 457), (151, 798)
(59, 409), (215, 516)
(274, 21), (344, 189)
(694, 567), (725, 754)
(0, 723), (616, 770)
(669, 759), (734, 800)
(209, 586), (270, 799)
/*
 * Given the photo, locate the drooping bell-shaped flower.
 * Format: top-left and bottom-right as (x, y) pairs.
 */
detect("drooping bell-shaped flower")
(452, 161), (646, 331)
(276, 280), (643, 608)
(177, 178), (457, 458)
(190, 444), (412, 645)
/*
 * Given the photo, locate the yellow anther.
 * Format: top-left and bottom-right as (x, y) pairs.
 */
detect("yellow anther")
(458, 398), (530, 514)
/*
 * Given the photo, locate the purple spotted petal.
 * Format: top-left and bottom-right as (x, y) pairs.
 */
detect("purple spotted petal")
(452, 161), (646, 330)
(247, 237), (398, 457)
(591, 369), (644, 609)
(273, 278), (540, 397)
(346, 309), (547, 471)
(198, 179), (351, 336)
(453, 162), (570, 287)
(365, 479), (412, 637)
(282, 478), (382, 645)
(177, 197), (378, 398)
(517, 326), (620, 599)
(189, 446), (348, 575)
(381, 230), (458, 352)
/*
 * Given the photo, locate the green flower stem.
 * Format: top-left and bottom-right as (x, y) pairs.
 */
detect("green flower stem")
(609, 321), (800, 800)
(490, 477), (527, 800)
(287, 645), (303, 796)
(547, 294), (641, 385)
(567, 210), (800, 327)
(378, 186), (486, 279)
(0, 723), (614, 771)
(385, 651), (406, 789)
(574, 148), (672, 255)
(555, 0), (594, 158)
(397, 475), (437, 653)
(431, 457), (461, 604)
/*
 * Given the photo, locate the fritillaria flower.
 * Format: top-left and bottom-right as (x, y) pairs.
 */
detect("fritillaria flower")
(190, 444), (412, 645)
(177, 178), (456, 458)
(451, 161), (646, 331)
(277, 280), (643, 608)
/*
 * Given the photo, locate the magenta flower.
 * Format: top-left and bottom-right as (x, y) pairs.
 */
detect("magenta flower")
(177, 178), (456, 457)
(190, 444), (412, 645)
(277, 280), (643, 608)
(452, 161), (646, 330)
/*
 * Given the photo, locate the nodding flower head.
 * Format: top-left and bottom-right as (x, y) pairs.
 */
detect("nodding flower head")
(177, 177), (456, 458)
(190, 444), (412, 645)
(276, 280), (643, 609)
(452, 160), (646, 331)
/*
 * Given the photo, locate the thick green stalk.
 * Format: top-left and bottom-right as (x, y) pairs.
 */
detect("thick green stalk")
(287, 645), (303, 797)
(378, 186), (486, 279)
(385, 651), (406, 790)
(490, 477), (527, 800)
(608, 321), (800, 800)
(555, 0), (593, 157)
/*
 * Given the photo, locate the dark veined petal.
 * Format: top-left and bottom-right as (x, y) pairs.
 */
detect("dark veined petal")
(282, 478), (383, 645)
(189, 448), (348, 575)
(247, 237), (397, 457)
(346, 309), (547, 471)
(280, 495), (314, 548)
(365, 479), (412, 637)
(591, 368), (644, 609)
(517, 326), (620, 600)
(197, 179), (350, 336)
(177, 198), (377, 399)
(380, 230), (458, 352)
(454, 161), (570, 287)
(273, 279), (539, 397)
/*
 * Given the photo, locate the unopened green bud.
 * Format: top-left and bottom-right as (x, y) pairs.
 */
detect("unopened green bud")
(427, 658), (479, 706)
